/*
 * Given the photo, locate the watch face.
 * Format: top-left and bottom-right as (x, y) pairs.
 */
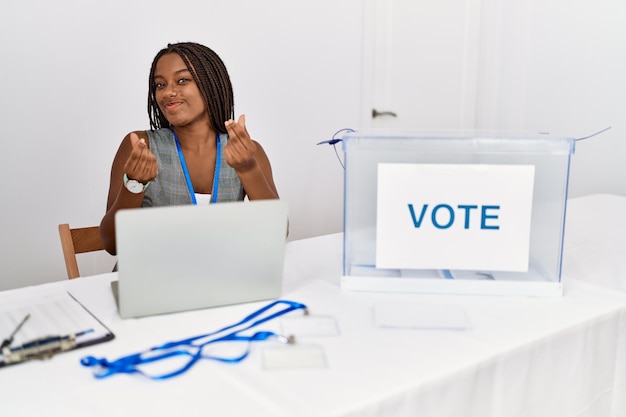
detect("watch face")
(126, 179), (145, 194)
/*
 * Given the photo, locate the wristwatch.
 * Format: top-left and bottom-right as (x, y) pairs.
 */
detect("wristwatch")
(123, 173), (150, 194)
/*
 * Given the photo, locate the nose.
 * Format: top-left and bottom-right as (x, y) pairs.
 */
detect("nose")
(163, 83), (178, 97)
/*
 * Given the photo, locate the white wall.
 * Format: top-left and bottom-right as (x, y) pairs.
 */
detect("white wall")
(0, 0), (363, 290)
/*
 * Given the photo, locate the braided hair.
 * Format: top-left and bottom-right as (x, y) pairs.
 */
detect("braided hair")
(147, 42), (234, 133)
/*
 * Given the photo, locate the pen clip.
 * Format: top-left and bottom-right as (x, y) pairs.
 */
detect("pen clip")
(0, 313), (31, 350)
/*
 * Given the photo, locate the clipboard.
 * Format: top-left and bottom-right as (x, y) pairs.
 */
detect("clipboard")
(0, 290), (114, 367)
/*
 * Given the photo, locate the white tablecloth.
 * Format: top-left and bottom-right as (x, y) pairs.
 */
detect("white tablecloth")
(1, 194), (626, 417)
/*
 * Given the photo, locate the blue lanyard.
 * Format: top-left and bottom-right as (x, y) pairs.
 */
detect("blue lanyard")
(172, 130), (221, 204)
(80, 300), (307, 380)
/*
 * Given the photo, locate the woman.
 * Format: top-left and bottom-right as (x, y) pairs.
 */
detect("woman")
(100, 42), (279, 255)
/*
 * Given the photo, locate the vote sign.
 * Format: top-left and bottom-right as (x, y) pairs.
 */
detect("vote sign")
(376, 163), (535, 272)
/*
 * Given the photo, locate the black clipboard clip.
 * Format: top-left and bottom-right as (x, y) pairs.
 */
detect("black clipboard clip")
(1, 330), (93, 364)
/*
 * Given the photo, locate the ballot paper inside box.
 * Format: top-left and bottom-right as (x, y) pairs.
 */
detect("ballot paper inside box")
(341, 130), (575, 297)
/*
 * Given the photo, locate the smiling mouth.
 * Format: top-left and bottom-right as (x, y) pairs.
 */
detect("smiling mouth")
(165, 101), (183, 111)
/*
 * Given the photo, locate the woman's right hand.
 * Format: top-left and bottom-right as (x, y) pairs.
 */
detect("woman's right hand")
(123, 132), (158, 183)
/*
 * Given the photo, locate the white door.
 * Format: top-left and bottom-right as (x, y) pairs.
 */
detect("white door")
(361, 0), (484, 129)
(361, 0), (535, 131)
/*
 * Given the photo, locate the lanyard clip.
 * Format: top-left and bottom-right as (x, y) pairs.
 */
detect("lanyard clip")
(276, 335), (296, 345)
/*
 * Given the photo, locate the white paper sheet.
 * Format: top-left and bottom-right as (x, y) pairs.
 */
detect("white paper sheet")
(374, 303), (472, 330)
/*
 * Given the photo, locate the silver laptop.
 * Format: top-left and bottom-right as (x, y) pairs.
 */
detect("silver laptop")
(114, 200), (288, 319)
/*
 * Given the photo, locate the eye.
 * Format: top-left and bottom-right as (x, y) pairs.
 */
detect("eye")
(177, 78), (192, 84)
(154, 82), (166, 90)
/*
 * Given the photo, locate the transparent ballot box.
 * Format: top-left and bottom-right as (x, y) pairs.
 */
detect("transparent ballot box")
(341, 131), (576, 297)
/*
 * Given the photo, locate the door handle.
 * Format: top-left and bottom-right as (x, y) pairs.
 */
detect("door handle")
(372, 108), (397, 118)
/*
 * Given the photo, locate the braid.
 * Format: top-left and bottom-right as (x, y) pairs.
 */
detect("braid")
(147, 42), (234, 133)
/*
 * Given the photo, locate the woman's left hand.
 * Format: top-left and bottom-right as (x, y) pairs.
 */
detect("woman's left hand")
(224, 114), (258, 172)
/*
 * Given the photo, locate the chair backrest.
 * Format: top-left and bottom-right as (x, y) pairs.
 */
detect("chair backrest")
(58, 223), (105, 279)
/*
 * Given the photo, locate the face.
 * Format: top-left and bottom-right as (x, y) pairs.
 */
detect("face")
(154, 52), (208, 128)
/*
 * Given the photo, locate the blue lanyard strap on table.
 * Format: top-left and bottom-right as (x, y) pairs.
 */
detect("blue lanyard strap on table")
(173, 130), (221, 204)
(80, 300), (307, 380)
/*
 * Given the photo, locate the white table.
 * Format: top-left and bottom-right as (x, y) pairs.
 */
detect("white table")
(2, 195), (626, 417)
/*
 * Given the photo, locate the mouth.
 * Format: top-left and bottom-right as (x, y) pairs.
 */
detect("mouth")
(164, 101), (183, 111)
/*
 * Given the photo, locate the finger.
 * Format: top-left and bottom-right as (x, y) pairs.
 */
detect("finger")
(224, 118), (239, 139)
(226, 116), (252, 149)
(129, 132), (140, 148)
(144, 152), (158, 178)
(130, 133), (151, 155)
(131, 160), (157, 183)
(236, 114), (252, 142)
(136, 148), (158, 179)
(125, 138), (145, 173)
(237, 114), (246, 132)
